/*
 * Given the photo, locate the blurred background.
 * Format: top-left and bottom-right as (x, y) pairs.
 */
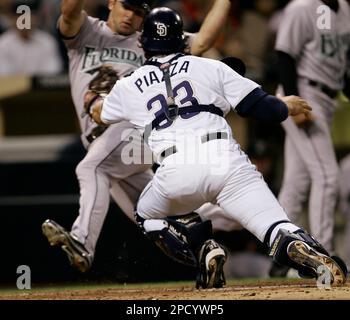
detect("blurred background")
(0, 0), (349, 287)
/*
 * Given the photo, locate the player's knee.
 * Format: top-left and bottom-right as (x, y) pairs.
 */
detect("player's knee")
(75, 159), (102, 179)
(327, 167), (339, 189)
(311, 166), (339, 190)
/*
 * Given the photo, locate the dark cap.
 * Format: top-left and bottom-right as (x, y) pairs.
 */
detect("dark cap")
(119, 0), (156, 13)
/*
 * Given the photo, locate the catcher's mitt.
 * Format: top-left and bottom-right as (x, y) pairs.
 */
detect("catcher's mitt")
(82, 65), (119, 118)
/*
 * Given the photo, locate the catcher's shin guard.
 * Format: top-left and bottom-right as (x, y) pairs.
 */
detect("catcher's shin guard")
(268, 228), (347, 286)
(135, 212), (212, 267)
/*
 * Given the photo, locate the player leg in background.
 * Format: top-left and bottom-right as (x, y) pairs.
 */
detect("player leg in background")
(343, 211), (350, 272)
(42, 121), (153, 272)
(338, 154), (350, 270)
(272, 134), (312, 277)
(278, 85), (339, 254)
(109, 172), (154, 221)
(278, 136), (311, 224)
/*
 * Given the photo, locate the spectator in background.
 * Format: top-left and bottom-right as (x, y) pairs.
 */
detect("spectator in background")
(163, 0), (223, 59)
(0, 0), (12, 34)
(246, 139), (281, 195)
(37, 1), (111, 73)
(0, 0), (63, 76)
(40, 0), (110, 33)
(221, 0), (278, 82)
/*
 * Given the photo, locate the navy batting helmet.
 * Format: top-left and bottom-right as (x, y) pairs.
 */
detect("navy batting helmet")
(140, 7), (186, 54)
(119, 0), (155, 13)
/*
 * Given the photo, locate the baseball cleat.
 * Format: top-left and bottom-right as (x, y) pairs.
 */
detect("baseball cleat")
(42, 219), (92, 273)
(287, 240), (347, 286)
(196, 239), (226, 289)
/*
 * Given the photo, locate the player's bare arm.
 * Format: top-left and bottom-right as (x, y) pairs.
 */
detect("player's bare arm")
(59, 0), (86, 38)
(190, 0), (231, 56)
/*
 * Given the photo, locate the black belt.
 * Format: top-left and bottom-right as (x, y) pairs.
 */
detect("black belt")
(86, 125), (108, 143)
(308, 80), (338, 99)
(160, 131), (228, 160)
(150, 104), (224, 130)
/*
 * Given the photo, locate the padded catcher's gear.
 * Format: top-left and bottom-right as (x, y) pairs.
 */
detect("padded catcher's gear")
(140, 7), (186, 54)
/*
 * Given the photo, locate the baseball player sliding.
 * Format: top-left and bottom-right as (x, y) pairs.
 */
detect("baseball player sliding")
(41, 0), (236, 273)
(275, 0), (350, 263)
(91, 7), (348, 289)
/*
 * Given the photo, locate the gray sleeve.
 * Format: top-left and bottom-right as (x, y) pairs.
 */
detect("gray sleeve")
(59, 15), (95, 50)
(275, 5), (313, 58)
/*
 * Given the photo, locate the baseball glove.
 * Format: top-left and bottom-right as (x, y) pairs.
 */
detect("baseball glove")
(82, 65), (119, 118)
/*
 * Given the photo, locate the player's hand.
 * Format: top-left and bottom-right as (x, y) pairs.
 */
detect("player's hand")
(277, 94), (312, 117)
(292, 112), (316, 127)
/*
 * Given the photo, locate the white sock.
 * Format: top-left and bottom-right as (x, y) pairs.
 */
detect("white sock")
(269, 223), (300, 247)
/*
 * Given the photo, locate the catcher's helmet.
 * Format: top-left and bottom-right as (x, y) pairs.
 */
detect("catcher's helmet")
(119, 0), (155, 13)
(141, 7), (186, 54)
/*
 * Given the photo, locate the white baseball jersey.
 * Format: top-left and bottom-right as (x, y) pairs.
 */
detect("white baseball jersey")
(276, 0), (350, 90)
(101, 54), (259, 162)
(102, 53), (299, 243)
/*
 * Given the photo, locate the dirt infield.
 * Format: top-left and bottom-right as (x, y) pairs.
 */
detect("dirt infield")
(1, 279), (350, 300)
